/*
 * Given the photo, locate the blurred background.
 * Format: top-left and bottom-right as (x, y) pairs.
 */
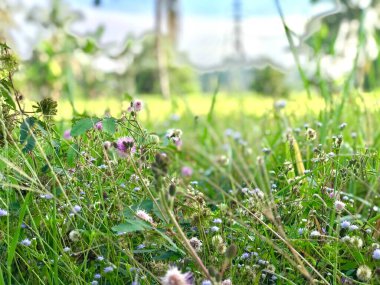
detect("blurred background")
(1, 0), (380, 118)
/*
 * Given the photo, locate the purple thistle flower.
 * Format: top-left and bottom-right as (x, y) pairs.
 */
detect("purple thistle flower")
(95, 121), (103, 131)
(116, 137), (136, 158)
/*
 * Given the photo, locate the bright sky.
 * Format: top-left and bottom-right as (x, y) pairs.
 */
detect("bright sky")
(64, 0), (337, 69)
(9, 0), (338, 70)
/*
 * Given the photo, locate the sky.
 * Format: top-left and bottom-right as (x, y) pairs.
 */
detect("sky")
(8, 0), (339, 70)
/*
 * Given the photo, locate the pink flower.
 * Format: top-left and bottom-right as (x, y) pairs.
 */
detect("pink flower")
(133, 100), (143, 112)
(95, 121), (103, 131)
(63, 129), (72, 140)
(161, 267), (194, 285)
(136, 209), (153, 223)
(116, 137), (136, 157)
(181, 166), (193, 177)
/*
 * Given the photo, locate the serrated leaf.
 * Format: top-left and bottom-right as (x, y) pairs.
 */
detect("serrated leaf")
(70, 118), (99, 137)
(102, 117), (116, 134)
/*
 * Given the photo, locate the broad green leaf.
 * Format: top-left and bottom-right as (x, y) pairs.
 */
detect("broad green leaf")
(70, 118), (99, 137)
(102, 117), (116, 134)
(112, 219), (151, 233)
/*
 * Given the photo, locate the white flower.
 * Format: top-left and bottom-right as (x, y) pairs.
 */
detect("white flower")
(0, 208), (8, 216)
(221, 279), (232, 285)
(350, 236), (363, 248)
(349, 225), (359, 231)
(20, 238), (32, 246)
(310, 230), (321, 238)
(136, 209), (153, 223)
(161, 267), (193, 285)
(189, 237), (203, 252)
(334, 201), (345, 212)
(69, 230), (81, 242)
(103, 266), (114, 273)
(356, 265), (372, 282)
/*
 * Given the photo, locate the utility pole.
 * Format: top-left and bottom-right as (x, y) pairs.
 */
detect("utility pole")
(233, 0), (244, 60)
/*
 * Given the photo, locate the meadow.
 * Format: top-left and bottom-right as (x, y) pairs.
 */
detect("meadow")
(2, 16), (380, 283)
(3, 72), (380, 285)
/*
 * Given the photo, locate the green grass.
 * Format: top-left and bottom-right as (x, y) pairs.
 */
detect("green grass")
(2, 89), (380, 284)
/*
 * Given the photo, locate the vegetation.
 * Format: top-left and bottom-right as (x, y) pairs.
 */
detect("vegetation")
(1, 0), (380, 284)
(2, 39), (380, 284)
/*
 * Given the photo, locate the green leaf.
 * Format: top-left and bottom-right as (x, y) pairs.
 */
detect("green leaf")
(112, 219), (151, 233)
(70, 118), (99, 137)
(0, 79), (16, 109)
(22, 136), (36, 153)
(102, 117), (116, 134)
(123, 92), (133, 102)
(67, 143), (79, 166)
(20, 117), (37, 144)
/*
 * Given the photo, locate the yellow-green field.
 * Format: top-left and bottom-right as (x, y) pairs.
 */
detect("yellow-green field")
(43, 91), (380, 122)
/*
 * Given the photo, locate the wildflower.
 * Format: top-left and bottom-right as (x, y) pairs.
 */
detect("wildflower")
(241, 252), (250, 260)
(341, 235), (351, 243)
(356, 265), (372, 282)
(210, 226), (219, 233)
(116, 137), (136, 158)
(222, 279), (232, 285)
(63, 129), (72, 140)
(91, 281), (98, 285)
(20, 238), (32, 246)
(181, 166), (193, 177)
(63, 247), (71, 252)
(69, 230), (81, 242)
(298, 228), (305, 235)
(136, 209), (153, 223)
(161, 267), (194, 285)
(72, 205), (81, 213)
(350, 236), (363, 248)
(0, 208), (8, 216)
(274, 100), (286, 110)
(339, 122), (347, 130)
(341, 220), (350, 229)
(213, 218), (222, 224)
(212, 235), (226, 254)
(310, 230), (321, 238)
(373, 249), (380, 260)
(306, 128), (317, 140)
(189, 237), (203, 252)
(334, 201), (345, 212)
(103, 266), (114, 273)
(133, 100), (143, 112)
(95, 121), (103, 131)
(349, 225), (359, 231)
(97, 256), (104, 261)
(94, 274), (101, 279)
(103, 141), (112, 150)
(201, 281), (212, 285)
